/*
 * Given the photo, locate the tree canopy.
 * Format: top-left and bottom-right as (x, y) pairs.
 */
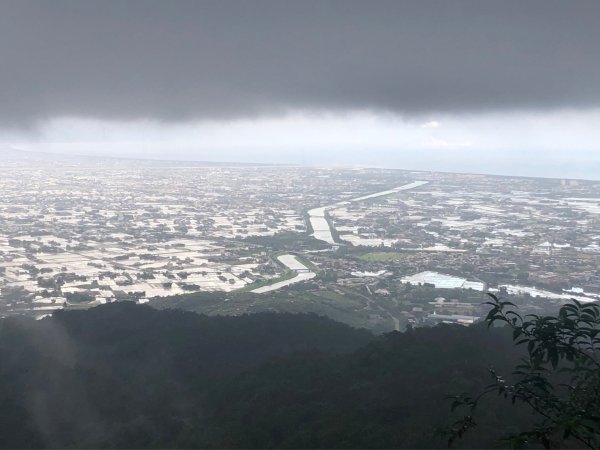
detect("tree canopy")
(0, 302), (533, 448)
(449, 295), (600, 449)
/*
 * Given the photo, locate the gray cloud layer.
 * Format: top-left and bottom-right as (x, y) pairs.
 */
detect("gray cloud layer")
(1, 0), (599, 126)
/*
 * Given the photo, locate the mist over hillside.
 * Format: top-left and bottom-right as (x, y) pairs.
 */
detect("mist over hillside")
(0, 302), (533, 449)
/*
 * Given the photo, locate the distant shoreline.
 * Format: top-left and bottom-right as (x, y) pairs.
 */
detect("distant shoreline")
(2, 146), (599, 182)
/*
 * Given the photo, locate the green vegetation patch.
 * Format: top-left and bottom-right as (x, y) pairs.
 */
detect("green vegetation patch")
(293, 254), (321, 273)
(242, 231), (329, 251)
(358, 251), (406, 262)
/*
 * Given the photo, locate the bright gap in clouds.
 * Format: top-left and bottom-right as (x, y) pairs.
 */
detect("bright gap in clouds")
(6, 109), (600, 179)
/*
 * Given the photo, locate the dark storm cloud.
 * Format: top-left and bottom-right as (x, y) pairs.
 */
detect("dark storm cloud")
(1, 0), (599, 126)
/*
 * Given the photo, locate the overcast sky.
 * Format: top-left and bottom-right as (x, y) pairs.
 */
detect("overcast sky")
(1, 0), (599, 178)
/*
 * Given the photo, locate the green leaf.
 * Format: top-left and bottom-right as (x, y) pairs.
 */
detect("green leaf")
(486, 293), (499, 302)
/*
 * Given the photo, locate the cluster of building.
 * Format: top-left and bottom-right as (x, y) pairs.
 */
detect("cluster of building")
(1, 155), (599, 329)
(327, 173), (600, 298)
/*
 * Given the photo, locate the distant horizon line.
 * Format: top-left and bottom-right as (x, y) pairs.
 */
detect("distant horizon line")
(3, 145), (599, 184)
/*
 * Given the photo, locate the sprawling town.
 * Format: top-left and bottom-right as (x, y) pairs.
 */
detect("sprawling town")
(2, 154), (599, 332)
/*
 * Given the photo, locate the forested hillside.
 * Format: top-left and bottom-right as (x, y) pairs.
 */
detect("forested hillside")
(0, 303), (531, 448)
